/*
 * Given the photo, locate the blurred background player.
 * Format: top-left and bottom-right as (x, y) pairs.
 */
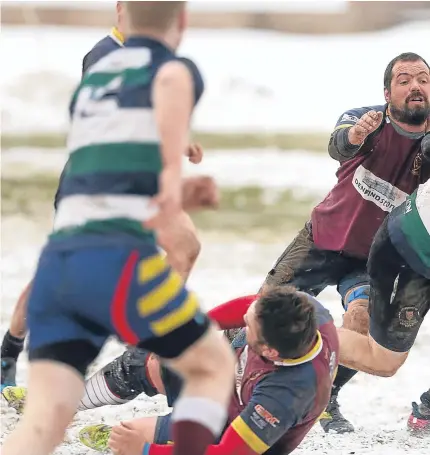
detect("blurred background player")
(0, 0), (218, 392)
(338, 178), (430, 436)
(2, 3), (235, 455)
(260, 52), (430, 433)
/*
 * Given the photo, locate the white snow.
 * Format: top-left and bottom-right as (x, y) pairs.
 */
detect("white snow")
(1, 21), (430, 134)
(1, 217), (429, 454)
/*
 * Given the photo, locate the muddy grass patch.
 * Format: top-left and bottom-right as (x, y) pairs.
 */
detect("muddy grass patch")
(1, 131), (329, 152)
(1, 176), (317, 233)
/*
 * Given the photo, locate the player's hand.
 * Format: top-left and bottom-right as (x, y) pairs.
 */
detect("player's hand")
(348, 110), (383, 145)
(186, 143), (203, 164)
(182, 176), (220, 211)
(144, 167), (182, 230)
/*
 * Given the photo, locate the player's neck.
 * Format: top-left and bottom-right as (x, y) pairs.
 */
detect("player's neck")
(126, 27), (177, 51)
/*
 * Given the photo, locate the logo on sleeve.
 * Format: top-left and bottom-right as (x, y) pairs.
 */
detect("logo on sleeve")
(341, 114), (359, 123)
(254, 404), (280, 428)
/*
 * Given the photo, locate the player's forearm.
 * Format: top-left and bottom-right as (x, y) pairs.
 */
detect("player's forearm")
(328, 128), (361, 161)
(337, 327), (406, 377)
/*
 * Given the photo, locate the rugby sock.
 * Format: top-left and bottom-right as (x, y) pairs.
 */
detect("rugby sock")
(1, 331), (25, 361)
(171, 397), (227, 455)
(77, 370), (129, 411)
(332, 366), (358, 393)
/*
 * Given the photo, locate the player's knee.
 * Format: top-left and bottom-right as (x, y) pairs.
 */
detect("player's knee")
(25, 401), (73, 446)
(342, 285), (370, 335)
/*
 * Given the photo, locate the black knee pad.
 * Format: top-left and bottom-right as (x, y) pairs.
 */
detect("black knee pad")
(102, 346), (158, 400)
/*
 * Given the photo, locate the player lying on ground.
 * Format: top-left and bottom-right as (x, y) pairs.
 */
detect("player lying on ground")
(338, 178), (430, 436)
(74, 287), (339, 455)
(0, 0), (218, 392)
(1, 3), (236, 455)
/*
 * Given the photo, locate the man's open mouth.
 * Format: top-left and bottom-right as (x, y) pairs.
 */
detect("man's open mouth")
(408, 96), (424, 103)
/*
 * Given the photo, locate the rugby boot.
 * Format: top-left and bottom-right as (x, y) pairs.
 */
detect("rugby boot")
(407, 398), (430, 437)
(79, 424), (112, 452)
(2, 386), (27, 414)
(319, 391), (354, 434)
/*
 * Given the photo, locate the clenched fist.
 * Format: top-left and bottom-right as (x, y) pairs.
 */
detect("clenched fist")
(186, 143), (203, 164)
(348, 110), (383, 146)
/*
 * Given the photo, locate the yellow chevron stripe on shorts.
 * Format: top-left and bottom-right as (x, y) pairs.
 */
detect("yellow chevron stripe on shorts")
(150, 291), (199, 336)
(137, 268), (183, 317)
(231, 416), (269, 454)
(138, 254), (169, 282)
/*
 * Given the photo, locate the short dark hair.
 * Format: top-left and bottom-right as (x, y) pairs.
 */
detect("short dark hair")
(255, 286), (317, 359)
(384, 52), (430, 91)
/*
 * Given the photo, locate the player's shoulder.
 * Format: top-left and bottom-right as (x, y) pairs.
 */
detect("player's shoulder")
(91, 34), (121, 55)
(297, 292), (334, 327)
(258, 360), (318, 397)
(82, 35), (122, 75)
(334, 104), (386, 129)
(154, 55), (204, 105)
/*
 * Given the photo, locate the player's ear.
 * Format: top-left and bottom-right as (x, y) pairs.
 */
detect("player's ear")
(262, 346), (279, 361)
(384, 88), (390, 104)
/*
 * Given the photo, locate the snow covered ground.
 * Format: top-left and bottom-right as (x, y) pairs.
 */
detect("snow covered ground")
(1, 213), (429, 454)
(1, 21), (430, 134)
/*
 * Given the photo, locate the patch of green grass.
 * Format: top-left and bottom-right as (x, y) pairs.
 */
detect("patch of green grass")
(1, 177), (317, 232)
(1, 131), (329, 152)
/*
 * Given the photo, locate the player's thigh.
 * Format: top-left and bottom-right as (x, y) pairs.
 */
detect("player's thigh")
(27, 248), (105, 376)
(373, 269), (430, 353)
(261, 222), (342, 294)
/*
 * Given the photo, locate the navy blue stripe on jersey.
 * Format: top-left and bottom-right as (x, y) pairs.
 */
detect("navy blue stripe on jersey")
(57, 171), (158, 201)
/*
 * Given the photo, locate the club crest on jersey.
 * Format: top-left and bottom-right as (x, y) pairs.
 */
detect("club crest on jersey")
(398, 306), (420, 328)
